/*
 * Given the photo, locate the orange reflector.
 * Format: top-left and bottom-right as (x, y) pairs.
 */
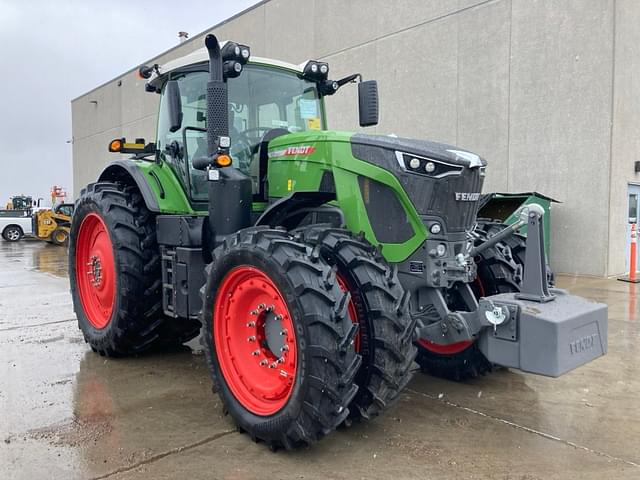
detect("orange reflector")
(216, 154), (232, 167)
(108, 139), (123, 152)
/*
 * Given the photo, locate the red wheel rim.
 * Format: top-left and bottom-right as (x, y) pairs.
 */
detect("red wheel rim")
(75, 213), (116, 329)
(417, 339), (473, 355)
(336, 273), (361, 353)
(213, 266), (297, 416)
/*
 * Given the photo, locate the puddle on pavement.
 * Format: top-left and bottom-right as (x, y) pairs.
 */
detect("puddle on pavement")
(1, 239), (69, 278)
(29, 243), (69, 278)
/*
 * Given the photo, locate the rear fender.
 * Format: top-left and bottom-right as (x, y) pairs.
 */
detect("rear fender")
(97, 160), (196, 214)
(99, 161), (160, 212)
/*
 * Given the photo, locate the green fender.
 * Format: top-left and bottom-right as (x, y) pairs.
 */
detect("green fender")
(98, 159), (199, 215)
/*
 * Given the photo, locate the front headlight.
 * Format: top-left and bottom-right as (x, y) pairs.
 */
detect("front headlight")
(394, 151), (463, 178)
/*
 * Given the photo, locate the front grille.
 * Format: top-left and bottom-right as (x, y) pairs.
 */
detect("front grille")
(398, 168), (483, 232)
(349, 140), (486, 234)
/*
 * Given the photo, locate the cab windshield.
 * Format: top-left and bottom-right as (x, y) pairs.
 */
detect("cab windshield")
(156, 64), (324, 203)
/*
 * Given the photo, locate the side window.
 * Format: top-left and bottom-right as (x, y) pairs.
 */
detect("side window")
(156, 71), (209, 203)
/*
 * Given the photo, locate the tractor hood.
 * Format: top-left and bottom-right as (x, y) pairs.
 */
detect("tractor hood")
(267, 131), (486, 169)
(351, 134), (487, 168)
(267, 131), (487, 234)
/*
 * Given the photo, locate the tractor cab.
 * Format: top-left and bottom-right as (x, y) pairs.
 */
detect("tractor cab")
(150, 52), (325, 208)
(142, 45), (376, 211)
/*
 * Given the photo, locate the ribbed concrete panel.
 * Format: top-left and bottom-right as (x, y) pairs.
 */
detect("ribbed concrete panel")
(508, 0), (613, 275)
(608, 0), (640, 276)
(323, 42), (378, 133)
(375, 16), (458, 145)
(265, 0), (316, 63)
(456, 0), (510, 193)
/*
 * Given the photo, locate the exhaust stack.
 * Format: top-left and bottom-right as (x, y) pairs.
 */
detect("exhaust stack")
(203, 34), (251, 244)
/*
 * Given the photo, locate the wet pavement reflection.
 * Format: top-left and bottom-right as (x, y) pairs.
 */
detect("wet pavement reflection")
(1, 240), (639, 479)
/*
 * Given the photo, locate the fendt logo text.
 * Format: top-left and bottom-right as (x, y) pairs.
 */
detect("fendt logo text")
(455, 192), (481, 201)
(569, 333), (598, 355)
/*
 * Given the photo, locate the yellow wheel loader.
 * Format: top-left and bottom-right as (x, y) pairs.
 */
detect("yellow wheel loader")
(33, 203), (73, 246)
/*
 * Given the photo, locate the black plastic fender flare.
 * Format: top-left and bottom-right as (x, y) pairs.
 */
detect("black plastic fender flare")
(255, 191), (337, 229)
(98, 160), (160, 212)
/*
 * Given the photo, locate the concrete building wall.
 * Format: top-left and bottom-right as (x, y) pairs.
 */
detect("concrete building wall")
(608, 0), (640, 275)
(72, 0), (640, 276)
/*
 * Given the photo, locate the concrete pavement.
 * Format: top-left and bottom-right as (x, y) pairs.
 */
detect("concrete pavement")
(1, 240), (638, 479)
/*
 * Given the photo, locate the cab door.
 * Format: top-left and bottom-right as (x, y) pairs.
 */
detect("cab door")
(156, 70), (209, 207)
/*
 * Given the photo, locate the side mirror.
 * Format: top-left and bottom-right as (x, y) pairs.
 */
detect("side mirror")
(165, 80), (183, 133)
(358, 80), (379, 127)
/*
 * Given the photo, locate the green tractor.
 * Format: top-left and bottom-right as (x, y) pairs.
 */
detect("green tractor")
(69, 35), (607, 449)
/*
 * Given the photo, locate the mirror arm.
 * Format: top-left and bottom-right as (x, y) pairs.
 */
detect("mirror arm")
(336, 73), (361, 88)
(318, 73), (361, 96)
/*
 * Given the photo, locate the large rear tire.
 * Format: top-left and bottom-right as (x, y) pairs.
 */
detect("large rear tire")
(200, 227), (360, 449)
(295, 226), (416, 421)
(69, 181), (199, 356)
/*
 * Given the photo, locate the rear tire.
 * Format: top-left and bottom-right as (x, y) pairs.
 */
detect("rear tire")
(69, 181), (199, 356)
(2, 225), (23, 242)
(475, 219), (555, 289)
(295, 226), (416, 421)
(200, 227), (360, 449)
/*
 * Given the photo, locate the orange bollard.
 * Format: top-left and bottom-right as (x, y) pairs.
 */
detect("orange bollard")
(619, 222), (640, 283)
(631, 223), (638, 281)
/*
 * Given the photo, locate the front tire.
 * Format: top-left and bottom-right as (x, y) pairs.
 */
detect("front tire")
(295, 226), (416, 421)
(200, 227), (360, 449)
(51, 227), (69, 246)
(69, 181), (199, 356)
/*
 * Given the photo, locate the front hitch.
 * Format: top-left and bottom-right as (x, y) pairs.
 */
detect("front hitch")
(417, 204), (608, 377)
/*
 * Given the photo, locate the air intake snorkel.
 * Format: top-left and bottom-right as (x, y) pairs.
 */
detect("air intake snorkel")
(204, 34), (228, 161)
(197, 34), (252, 244)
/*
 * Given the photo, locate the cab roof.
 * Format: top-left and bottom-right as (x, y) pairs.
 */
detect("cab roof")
(153, 45), (304, 82)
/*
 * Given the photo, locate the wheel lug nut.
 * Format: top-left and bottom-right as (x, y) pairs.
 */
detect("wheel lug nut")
(259, 359), (268, 366)
(252, 350), (260, 356)
(279, 329), (287, 336)
(250, 310), (258, 315)
(269, 362), (277, 369)
(258, 303), (266, 310)
(275, 314), (283, 321)
(277, 357), (285, 364)
(246, 321), (255, 327)
(280, 345), (289, 352)
(247, 336), (256, 342)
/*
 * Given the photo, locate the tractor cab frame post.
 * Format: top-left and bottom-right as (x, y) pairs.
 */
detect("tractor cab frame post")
(203, 34), (252, 246)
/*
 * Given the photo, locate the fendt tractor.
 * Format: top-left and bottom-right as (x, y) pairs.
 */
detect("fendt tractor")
(69, 35), (608, 449)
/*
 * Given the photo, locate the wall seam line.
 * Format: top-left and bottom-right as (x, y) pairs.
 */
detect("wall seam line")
(606, 0), (617, 277)
(506, 0), (513, 191)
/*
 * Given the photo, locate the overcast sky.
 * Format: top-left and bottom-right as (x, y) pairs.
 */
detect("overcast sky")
(0, 0), (259, 205)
